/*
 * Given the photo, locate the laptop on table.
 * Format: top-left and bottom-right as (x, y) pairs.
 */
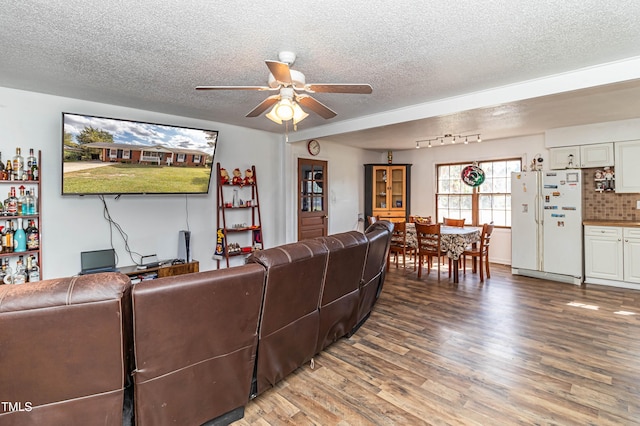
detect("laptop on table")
(80, 249), (118, 275)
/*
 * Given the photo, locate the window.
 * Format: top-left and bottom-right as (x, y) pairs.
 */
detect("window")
(193, 154), (201, 164)
(436, 159), (521, 227)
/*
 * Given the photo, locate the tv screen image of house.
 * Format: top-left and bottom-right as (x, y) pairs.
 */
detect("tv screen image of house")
(62, 112), (218, 195)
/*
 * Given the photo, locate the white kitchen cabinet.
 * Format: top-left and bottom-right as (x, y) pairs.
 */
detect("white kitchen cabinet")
(623, 228), (640, 283)
(580, 143), (614, 168)
(614, 140), (640, 193)
(584, 226), (623, 281)
(549, 146), (580, 170)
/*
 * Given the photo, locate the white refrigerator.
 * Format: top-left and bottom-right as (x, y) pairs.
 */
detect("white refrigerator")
(511, 170), (583, 285)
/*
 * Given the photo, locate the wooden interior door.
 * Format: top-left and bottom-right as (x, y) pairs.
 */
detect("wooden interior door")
(298, 158), (328, 241)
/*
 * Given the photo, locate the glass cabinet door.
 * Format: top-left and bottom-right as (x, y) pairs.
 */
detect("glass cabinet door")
(374, 167), (388, 209)
(390, 166), (406, 210)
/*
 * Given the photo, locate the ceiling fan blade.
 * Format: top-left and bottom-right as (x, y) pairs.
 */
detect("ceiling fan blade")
(265, 60), (292, 85)
(246, 95), (280, 117)
(297, 95), (337, 119)
(305, 83), (373, 94)
(195, 85), (273, 91)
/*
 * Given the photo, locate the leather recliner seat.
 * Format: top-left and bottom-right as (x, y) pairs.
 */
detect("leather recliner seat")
(130, 265), (265, 426)
(355, 220), (394, 331)
(314, 231), (368, 353)
(0, 273), (132, 426)
(247, 239), (329, 396)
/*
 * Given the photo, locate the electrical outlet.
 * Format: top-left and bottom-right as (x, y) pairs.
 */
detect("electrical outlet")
(357, 213), (364, 222)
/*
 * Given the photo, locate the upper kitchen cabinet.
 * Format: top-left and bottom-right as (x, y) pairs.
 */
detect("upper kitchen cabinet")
(580, 143), (614, 168)
(549, 146), (580, 170)
(549, 143), (614, 169)
(614, 140), (640, 193)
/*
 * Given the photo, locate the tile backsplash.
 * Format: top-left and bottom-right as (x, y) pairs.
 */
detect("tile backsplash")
(582, 168), (640, 221)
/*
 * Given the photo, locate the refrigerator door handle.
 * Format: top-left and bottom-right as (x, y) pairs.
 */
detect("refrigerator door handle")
(534, 194), (541, 225)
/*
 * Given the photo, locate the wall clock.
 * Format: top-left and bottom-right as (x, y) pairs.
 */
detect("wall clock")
(307, 139), (320, 156)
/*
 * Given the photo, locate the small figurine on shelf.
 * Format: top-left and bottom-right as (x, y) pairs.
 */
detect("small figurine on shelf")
(219, 168), (230, 185)
(603, 166), (614, 191)
(594, 169), (603, 180)
(244, 168), (254, 186)
(232, 168), (243, 186)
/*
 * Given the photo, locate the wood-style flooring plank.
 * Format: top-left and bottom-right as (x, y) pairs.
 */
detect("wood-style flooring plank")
(235, 263), (640, 425)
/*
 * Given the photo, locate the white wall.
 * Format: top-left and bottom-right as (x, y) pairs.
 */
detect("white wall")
(284, 139), (380, 241)
(0, 86), (380, 278)
(392, 134), (548, 265)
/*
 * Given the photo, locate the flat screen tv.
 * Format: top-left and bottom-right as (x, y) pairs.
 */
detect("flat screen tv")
(62, 112), (218, 195)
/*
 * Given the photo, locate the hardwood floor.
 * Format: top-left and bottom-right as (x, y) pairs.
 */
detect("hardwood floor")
(235, 263), (640, 425)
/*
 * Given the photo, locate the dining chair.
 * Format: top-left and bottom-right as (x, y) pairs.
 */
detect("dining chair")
(410, 215), (432, 224)
(462, 223), (494, 282)
(387, 221), (416, 270)
(415, 223), (442, 278)
(443, 217), (465, 227)
(367, 215), (379, 225)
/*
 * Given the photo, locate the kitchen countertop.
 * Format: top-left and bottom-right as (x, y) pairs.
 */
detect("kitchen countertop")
(583, 220), (640, 227)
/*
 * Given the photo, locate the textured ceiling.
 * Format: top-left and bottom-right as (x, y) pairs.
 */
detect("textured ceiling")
(2, 1), (640, 150)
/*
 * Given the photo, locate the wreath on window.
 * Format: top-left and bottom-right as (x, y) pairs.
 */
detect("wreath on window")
(461, 163), (485, 187)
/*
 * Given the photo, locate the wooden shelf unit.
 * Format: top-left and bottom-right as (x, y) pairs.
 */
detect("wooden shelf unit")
(215, 163), (263, 268)
(1, 150), (42, 279)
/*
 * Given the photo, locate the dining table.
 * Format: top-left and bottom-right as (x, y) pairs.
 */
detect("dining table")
(405, 222), (481, 283)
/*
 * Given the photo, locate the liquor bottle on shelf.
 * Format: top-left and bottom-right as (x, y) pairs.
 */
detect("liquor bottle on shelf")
(4, 187), (18, 216)
(3, 220), (14, 253)
(31, 157), (39, 181)
(6, 160), (13, 181)
(24, 190), (35, 215)
(29, 186), (37, 214)
(18, 185), (26, 215)
(26, 148), (38, 181)
(26, 148), (36, 170)
(14, 218), (26, 252)
(0, 225), (5, 254)
(26, 219), (39, 250)
(28, 255), (40, 282)
(13, 255), (26, 284)
(3, 263), (13, 284)
(12, 147), (24, 181)
(25, 255), (32, 281)
(0, 152), (4, 173)
(0, 259), (7, 284)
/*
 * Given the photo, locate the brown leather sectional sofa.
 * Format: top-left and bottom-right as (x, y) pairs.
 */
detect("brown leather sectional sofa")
(0, 221), (393, 426)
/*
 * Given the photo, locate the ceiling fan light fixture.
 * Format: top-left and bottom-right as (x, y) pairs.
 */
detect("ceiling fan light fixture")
(292, 102), (308, 125)
(265, 105), (283, 124)
(274, 98), (295, 121)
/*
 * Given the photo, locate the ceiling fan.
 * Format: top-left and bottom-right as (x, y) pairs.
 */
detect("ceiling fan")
(195, 51), (372, 124)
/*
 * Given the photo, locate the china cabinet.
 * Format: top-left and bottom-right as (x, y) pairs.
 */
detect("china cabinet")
(364, 164), (411, 223)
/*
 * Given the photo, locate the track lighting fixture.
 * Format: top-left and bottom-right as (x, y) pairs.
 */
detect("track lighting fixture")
(415, 133), (482, 149)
